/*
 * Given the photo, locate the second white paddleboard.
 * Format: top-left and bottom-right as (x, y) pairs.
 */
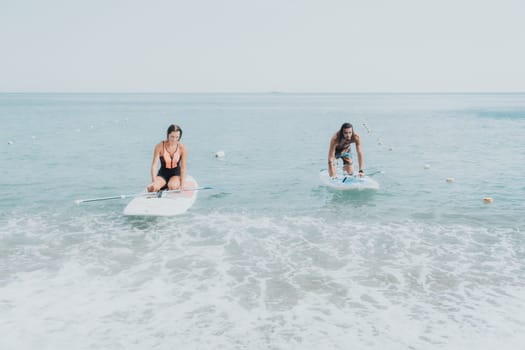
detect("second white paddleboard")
(319, 169), (379, 190)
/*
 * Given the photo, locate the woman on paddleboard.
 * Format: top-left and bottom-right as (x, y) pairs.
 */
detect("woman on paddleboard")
(328, 122), (364, 178)
(147, 124), (187, 192)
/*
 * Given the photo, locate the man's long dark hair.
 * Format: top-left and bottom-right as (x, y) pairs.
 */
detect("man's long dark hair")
(337, 122), (354, 142)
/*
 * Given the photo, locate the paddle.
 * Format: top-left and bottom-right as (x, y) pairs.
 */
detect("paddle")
(75, 186), (214, 204)
(362, 170), (383, 177)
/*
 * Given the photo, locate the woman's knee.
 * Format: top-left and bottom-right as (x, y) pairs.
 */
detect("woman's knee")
(153, 178), (166, 191)
(168, 184), (180, 190)
(168, 179), (180, 190)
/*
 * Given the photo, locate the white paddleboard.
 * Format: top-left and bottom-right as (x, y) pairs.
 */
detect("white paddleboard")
(320, 169), (379, 190)
(123, 175), (199, 216)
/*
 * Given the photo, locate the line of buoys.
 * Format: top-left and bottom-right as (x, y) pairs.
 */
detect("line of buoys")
(363, 122), (389, 150)
(362, 121), (494, 205)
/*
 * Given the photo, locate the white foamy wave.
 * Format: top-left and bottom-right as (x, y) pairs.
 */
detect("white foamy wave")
(1, 212), (524, 349)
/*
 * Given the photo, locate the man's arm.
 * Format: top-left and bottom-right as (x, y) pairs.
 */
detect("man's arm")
(328, 135), (337, 177)
(355, 135), (364, 175)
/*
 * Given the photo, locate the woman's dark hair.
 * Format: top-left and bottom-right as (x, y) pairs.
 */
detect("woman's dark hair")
(337, 122), (354, 140)
(166, 124), (183, 139)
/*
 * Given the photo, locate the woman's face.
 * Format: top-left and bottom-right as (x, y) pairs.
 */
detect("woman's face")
(168, 131), (181, 142)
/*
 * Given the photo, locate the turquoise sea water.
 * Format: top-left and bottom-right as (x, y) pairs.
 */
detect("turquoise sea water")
(1, 93), (524, 349)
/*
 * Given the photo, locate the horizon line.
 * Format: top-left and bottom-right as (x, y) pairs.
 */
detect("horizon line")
(1, 90), (525, 95)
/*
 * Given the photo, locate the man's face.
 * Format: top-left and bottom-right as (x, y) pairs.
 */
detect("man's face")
(343, 127), (353, 141)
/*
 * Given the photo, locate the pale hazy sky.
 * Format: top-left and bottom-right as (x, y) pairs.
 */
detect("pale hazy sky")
(1, 0), (524, 93)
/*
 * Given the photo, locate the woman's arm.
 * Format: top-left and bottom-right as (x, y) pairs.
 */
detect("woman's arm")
(179, 144), (187, 189)
(150, 143), (160, 182)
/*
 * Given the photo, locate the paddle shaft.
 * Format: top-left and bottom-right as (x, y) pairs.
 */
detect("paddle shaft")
(75, 186), (213, 204)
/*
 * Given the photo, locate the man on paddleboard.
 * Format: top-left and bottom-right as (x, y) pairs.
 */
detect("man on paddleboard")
(147, 124), (187, 192)
(328, 122), (364, 178)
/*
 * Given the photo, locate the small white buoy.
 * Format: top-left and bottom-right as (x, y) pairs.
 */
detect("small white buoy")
(446, 177), (455, 183)
(7, 140), (14, 145)
(424, 164), (431, 169)
(214, 150), (225, 158)
(483, 197), (493, 203)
